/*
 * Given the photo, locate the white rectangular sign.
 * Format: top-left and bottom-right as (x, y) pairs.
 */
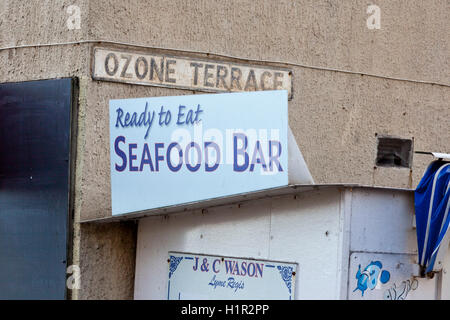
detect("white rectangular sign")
(109, 90), (289, 216)
(94, 47), (292, 98)
(168, 252), (297, 300)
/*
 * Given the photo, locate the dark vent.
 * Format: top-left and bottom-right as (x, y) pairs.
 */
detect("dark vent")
(376, 137), (413, 168)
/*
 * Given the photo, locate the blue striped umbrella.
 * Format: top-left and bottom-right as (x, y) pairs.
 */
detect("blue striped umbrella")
(415, 160), (450, 275)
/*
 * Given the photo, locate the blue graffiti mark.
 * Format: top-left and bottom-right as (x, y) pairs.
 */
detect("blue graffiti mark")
(384, 279), (418, 300)
(353, 261), (390, 296)
(380, 270), (390, 283)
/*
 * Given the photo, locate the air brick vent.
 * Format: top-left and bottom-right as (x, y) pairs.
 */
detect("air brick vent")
(376, 137), (413, 168)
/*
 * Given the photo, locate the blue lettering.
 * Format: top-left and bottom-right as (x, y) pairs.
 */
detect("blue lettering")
(255, 263), (264, 278)
(194, 104), (203, 122)
(137, 104), (147, 126)
(167, 142), (183, 172)
(250, 140), (267, 172)
(124, 112), (131, 126)
(193, 257), (199, 271)
(225, 260), (234, 274)
(185, 142), (201, 172)
(247, 262), (255, 277)
(154, 143), (165, 171)
(241, 262), (247, 276)
(139, 143), (154, 171)
(208, 275), (226, 289)
(158, 106), (166, 126)
(227, 277), (244, 292)
(185, 109), (194, 124)
(115, 108), (124, 127)
(269, 140), (283, 171)
(176, 104), (203, 125)
(144, 103), (156, 139)
(116, 103), (156, 139)
(204, 142), (220, 172)
(176, 105), (186, 125)
(232, 262), (240, 276)
(130, 112), (137, 125)
(213, 259), (221, 273)
(129, 143), (138, 171)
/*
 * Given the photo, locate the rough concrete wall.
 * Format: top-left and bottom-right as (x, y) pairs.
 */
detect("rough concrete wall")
(292, 68), (449, 188)
(88, 0), (449, 84)
(0, 0), (88, 48)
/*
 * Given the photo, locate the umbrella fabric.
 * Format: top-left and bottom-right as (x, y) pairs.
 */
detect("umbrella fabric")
(415, 160), (450, 274)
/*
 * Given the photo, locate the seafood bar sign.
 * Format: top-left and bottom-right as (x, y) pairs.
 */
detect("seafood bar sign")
(109, 90), (288, 215)
(167, 252), (297, 300)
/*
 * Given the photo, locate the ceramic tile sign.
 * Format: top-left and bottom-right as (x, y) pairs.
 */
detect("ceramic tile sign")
(110, 90), (288, 216)
(167, 252), (297, 300)
(348, 252), (437, 300)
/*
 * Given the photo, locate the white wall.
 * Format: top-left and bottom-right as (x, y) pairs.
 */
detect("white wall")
(134, 188), (344, 299)
(350, 188), (416, 255)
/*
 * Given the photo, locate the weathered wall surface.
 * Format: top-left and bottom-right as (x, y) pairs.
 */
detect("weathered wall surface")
(88, 0), (449, 84)
(1, 0), (449, 299)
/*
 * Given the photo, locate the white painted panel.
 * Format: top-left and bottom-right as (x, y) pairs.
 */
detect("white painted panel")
(348, 252), (436, 300)
(350, 189), (417, 254)
(134, 189), (343, 299)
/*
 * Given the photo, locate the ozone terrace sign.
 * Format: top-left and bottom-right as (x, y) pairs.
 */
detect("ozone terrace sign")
(93, 47), (293, 99)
